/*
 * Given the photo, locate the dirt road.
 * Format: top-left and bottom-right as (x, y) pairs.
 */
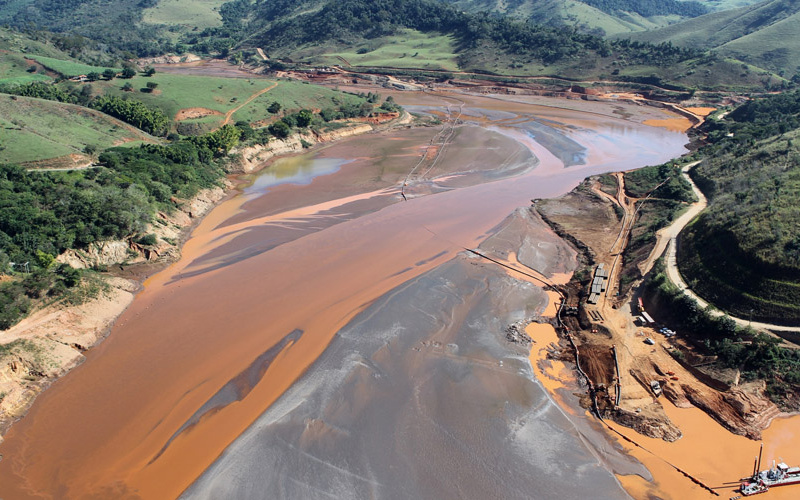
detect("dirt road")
(661, 163), (800, 335)
(221, 82), (277, 126)
(639, 161), (704, 276)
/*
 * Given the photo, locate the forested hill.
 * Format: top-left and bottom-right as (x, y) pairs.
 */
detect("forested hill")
(580, 0), (707, 17)
(0, 0), (172, 56)
(623, 0), (800, 73)
(442, 0), (707, 36)
(678, 91), (800, 324)
(238, 0), (699, 67)
(0, 0), (791, 88)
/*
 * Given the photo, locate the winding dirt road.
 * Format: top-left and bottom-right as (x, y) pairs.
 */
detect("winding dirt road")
(659, 163), (800, 335)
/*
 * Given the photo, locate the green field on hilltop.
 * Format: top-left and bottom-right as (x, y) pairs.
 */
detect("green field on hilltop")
(316, 30), (459, 71)
(29, 55), (119, 77)
(142, 0), (225, 29)
(84, 74), (369, 127)
(231, 80), (368, 123)
(0, 94), (155, 164)
(86, 73), (278, 121)
(0, 52), (52, 85)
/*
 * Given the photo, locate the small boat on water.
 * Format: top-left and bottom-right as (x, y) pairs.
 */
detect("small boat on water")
(740, 444), (800, 496)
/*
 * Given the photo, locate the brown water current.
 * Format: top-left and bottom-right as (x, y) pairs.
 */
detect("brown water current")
(0, 92), (688, 499)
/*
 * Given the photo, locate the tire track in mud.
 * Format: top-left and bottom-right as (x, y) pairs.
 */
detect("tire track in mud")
(400, 93), (465, 201)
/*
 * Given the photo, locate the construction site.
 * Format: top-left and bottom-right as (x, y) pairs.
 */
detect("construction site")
(534, 171), (793, 445)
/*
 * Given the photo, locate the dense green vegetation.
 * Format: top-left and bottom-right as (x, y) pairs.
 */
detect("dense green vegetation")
(644, 259), (800, 407)
(677, 91), (800, 325)
(90, 96), (170, 136)
(2, 0), (174, 56)
(616, 161), (695, 293)
(624, 161), (695, 201)
(236, 0), (700, 67)
(581, 0), (706, 17)
(624, 0), (800, 75)
(0, 142), (223, 264)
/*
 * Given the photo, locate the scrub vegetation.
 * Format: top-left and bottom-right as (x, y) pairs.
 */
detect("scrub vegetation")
(679, 91), (800, 325)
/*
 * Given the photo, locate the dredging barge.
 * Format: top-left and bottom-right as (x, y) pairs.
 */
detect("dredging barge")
(740, 444), (800, 496)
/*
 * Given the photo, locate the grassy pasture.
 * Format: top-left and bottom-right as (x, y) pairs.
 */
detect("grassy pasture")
(0, 52), (52, 85)
(232, 80), (367, 123)
(142, 0), (225, 29)
(319, 30), (459, 71)
(84, 74), (369, 128)
(29, 55), (120, 77)
(86, 73), (278, 121)
(0, 94), (155, 164)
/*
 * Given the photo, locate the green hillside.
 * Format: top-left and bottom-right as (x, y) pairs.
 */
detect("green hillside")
(678, 91), (800, 325)
(623, 0), (800, 74)
(445, 0), (691, 35)
(79, 74), (367, 135)
(214, 0), (786, 90)
(0, 94), (157, 164)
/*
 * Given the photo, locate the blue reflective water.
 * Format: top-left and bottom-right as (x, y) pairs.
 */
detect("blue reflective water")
(244, 155), (350, 196)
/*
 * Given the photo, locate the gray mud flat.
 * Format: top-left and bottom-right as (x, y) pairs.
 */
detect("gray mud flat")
(183, 255), (637, 500)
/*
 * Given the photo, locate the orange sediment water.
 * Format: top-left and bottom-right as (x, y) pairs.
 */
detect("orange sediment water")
(528, 323), (800, 500)
(522, 273), (800, 500)
(0, 93), (690, 498)
(643, 117), (694, 133)
(609, 401), (800, 500)
(684, 107), (716, 117)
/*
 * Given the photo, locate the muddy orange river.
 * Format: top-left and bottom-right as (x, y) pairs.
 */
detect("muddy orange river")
(0, 91), (770, 500)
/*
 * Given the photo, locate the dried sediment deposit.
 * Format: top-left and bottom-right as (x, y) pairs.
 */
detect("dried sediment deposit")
(174, 107), (223, 121)
(0, 92), (689, 499)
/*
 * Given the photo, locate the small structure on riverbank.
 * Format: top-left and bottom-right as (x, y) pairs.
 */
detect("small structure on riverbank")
(587, 264), (608, 304)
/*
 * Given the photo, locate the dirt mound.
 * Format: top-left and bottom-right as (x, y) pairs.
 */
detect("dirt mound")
(578, 344), (615, 387)
(22, 153), (91, 170)
(175, 107), (222, 121)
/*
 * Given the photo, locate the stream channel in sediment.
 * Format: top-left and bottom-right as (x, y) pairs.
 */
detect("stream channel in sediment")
(0, 91), (712, 499)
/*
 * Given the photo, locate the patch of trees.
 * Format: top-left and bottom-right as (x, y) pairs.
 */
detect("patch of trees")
(0, 81), (76, 103)
(581, 0), (707, 18)
(0, 261), (84, 330)
(89, 95), (170, 136)
(0, 164), (152, 265)
(0, 136), (226, 269)
(624, 162), (695, 202)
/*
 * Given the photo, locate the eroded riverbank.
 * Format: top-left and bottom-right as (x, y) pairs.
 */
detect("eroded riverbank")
(0, 91), (688, 499)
